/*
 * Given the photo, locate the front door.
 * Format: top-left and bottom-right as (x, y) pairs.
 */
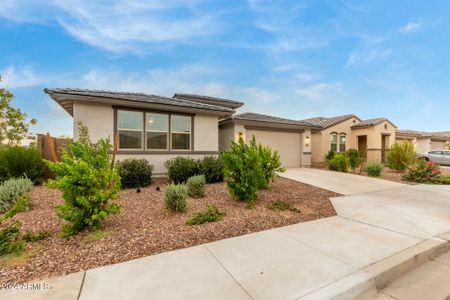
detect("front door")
(381, 135), (388, 163)
(358, 135), (367, 160)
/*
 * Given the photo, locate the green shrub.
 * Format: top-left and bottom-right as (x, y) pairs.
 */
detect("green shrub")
(386, 141), (416, 171)
(0, 178), (33, 213)
(0, 221), (26, 256)
(402, 159), (441, 183)
(164, 184), (187, 212)
(1, 195), (30, 220)
(440, 173), (450, 184)
(186, 175), (206, 198)
(200, 156), (224, 183)
(267, 200), (300, 213)
(346, 149), (362, 170)
(328, 153), (349, 172)
(118, 159), (153, 189)
(23, 230), (51, 242)
(325, 150), (335, 161)
(186, 205), (225, 225)
(252, 138), (285, 189)
(365, 161), (383, 177)
(165, 157), (201, 184)
(45, 123), (120, 237)
(0, 145), (45, 184)
(221, 137), (261, 205)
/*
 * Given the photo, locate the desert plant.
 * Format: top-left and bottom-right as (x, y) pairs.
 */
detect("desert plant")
(267, 200), (300, 213)
(164, 184), (188, 212)
(251, 138), (285, 189)
(185, 205), (225, 225)
(22, 230), (51, 242)
(199, 156), (224, 183)
(221, 137), (261, 206)
(0, 178), (33, 213)
(45, 123), (120, 237)
(325, 150), (335, 161)
(0, 145), (45, 184)
(165, 157), (201, 184)
(346, 148), (362, 171)
(328, 153), (349, 172)
(386, 141), (416, 171)
(440, 173), (450, 184)
(365, 161), (383, 177)
(118, 158), (153, 189)
(186, 175), (206, 198)
(1, 195), (30, 220)
(402, 159), (441, 183)
(0, 221), (26, 256)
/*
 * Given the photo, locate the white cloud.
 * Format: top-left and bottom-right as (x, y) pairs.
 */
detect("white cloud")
(0, 66), (42, 89)
(294, 82), (343, 102)
(398, 21), (422, 34)
(347, 48), (391, 66)
(0, 0), (222, 53)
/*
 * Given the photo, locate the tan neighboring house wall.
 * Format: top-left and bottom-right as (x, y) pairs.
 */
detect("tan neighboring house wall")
(395, 131), (450, 153)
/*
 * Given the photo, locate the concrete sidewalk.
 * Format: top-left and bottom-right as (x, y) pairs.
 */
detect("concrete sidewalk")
(3, 170), (450, 300)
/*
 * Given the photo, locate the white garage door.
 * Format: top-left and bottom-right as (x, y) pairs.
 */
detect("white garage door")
(246, 129), (301, 168)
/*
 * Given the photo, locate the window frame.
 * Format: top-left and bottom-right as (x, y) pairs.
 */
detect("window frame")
(330, 132), (338, 152)
(114, 107), (194, 152)
(145, 112), (169, 150)
(339, 133), (346, 152)
(117, 110), (144, 150)
(170, 114), (192, 151)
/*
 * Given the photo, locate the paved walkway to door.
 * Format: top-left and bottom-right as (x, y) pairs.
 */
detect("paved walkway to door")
(281, 168), (404, 195)
(3, 169), (450, 300)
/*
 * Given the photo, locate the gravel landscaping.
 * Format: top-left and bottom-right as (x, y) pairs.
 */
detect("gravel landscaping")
(1, 177), (338, 284)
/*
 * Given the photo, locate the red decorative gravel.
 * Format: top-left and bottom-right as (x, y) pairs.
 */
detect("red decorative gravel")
(1, 177), (338, 284)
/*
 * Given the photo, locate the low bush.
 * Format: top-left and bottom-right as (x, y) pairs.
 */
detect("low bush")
(185, 205), (225, 225)
(164, 184), (187, 212)
(253, 138), (285, 189)
(23, 230), (51, 242)
(267, 200), (300, 213)
(440, 173), (450, 185)
(0, 221), (26, 256)
(328, 153), (349, 172)
(386, 141), (416, 171)
(200, 156), (224, 183)
(402, 160), (441, 183)
(45, 123), (121, 237)
(1, 195), (30, 220)
(0, 145), (46, 184)
(0, 178), (33, 214)
(221, 137), (261, 206)
(325, 150), (335, 162)
(118, 159), (153, 189)
(186, 175), (206, 198)
(365, 161), (383, 177)
(346, 148), (362, 171)
(165, 157), (201, 184)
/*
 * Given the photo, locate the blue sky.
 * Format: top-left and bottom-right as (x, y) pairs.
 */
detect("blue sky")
(0, 0), (449, 136)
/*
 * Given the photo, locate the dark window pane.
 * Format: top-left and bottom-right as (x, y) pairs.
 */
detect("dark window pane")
(331, 143), (337, 152)
(119, 130), (142, 149)
(147, 132), (167, 149)
(172, 133), (190, 150)
(339, 144), (346, 152)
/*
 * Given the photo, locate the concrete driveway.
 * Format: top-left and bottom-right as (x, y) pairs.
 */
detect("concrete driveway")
(4, 169), (450, 300)
(281, 168), (404, 195)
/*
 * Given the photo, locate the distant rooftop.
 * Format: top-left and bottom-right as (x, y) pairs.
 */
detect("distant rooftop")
(223, 112), (321, 128)
(301, 114), (360, 129)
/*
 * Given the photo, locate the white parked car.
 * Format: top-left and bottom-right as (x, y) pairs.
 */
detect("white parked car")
(418, 150), (450, 166)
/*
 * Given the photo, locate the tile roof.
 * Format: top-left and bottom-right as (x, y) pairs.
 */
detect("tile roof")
(301, 114), (359, 129)
(44, 88), (234, 114)
(351, 117), (389, 129)
(397, 129), (450, 140)
(224, 112), (321, 127)
(173, 93), (244, 109)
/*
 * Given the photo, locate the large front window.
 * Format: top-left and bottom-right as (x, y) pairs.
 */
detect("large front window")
(117, 110), (192, 151)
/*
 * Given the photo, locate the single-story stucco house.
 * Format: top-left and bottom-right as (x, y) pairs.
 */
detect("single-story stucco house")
(396, 129), (450, 153)
(44, 88), (449, 173)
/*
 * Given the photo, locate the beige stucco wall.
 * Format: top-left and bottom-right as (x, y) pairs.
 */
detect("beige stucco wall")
(246, 129), (302, 168)
(194, 114), (219, 151)
(431, 140), (446, 150)
(73, 101), (114, 142)
(219, 124), (235, 151)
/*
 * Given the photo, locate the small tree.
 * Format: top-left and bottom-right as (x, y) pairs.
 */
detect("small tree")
(45, 123), (120, 237)
(0, 76), (37, 144)
(250, 137), (285, 189)
(346, 148), (362, 171)
(386, 141), (416, 171)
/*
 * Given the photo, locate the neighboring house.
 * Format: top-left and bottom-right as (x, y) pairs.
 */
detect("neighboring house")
(396, 130), (450, 153)
(301, 114), (397, 165)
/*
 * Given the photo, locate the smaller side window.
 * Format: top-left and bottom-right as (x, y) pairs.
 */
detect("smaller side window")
(330, 133), (337, 152)
(339, 133), (346, 152)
